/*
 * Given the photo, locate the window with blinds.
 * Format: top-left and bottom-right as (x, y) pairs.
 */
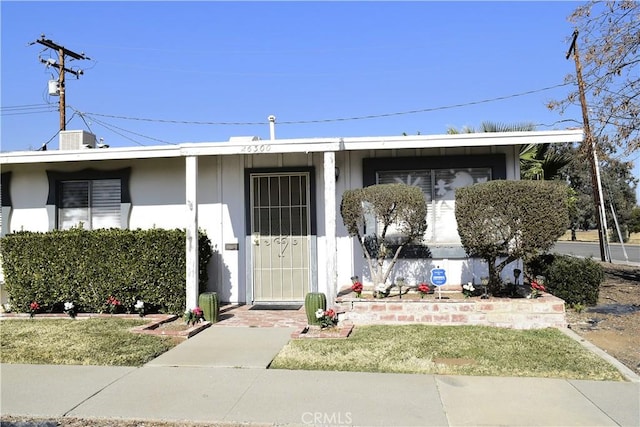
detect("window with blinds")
(58, 179), (121, 230)
(376, 167), (491, 245)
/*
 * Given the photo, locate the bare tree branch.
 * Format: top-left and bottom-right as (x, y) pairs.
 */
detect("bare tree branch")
(551, 1), (640, 154)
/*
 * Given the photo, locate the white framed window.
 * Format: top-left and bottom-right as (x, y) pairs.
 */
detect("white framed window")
(1, 172), (12, 237)
(362, 154), (505, 258)
(58, 179), (121, 230)
(46, 168), (131, 231)
(377, 168), (491, 244)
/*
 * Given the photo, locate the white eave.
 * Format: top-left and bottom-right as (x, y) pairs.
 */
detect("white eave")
(341, 129), (584, 151)
(0, 129), (583, 165)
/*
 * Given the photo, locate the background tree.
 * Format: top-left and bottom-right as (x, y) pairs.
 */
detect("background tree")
(549, 1), (640, 155)
(455, 180), (570, 295)
(553, 141), (637, 238)
(340, 184), (427, 296)
(599, 155), (637, 242)
(629, 207), (640, 234)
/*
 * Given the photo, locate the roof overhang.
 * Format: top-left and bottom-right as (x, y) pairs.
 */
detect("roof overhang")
(341, 129), (584, 151)
(0, 129), (583, 165)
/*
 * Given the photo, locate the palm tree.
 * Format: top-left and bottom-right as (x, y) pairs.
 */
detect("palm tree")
(446, 121), (571, 180)
(519, 143), (572, 180)
(446, 121), (535, 134)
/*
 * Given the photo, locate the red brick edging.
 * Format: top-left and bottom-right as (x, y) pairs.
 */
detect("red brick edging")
(335, 293), (566, 330)
(129, 315), (211, 339)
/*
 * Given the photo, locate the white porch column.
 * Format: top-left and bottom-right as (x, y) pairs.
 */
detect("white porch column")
(185, 155), (199, 310)
(323, 151), (337, 305)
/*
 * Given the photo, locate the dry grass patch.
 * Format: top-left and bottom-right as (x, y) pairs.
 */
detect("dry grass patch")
(270, 325), (624, 381)
(0, 318), (177, 366)
(558, 230), (640, 244)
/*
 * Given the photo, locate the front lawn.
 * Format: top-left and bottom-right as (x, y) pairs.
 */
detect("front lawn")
(0, 318), (177, 367)
(270, 325), (624, 381)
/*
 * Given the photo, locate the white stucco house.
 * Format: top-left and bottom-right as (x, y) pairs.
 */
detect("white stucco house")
(0, 129), (583, 308)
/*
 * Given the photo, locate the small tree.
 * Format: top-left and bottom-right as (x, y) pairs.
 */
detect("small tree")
(455, 180), (569, 295)
(340, 183), (427, 295)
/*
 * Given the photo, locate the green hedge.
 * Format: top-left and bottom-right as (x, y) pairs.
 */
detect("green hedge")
(1, 228), (213, 315)
(527, 254), (603, 306)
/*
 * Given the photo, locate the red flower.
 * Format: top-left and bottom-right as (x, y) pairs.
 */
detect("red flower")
(531, 281), (546, 292)
(351, 281), (363, 293)
(325, 309), (336, 318)
(107, 296), (121, 306)
(417, 283), (430, 293)
(29, 301), (40, 311)
(193, 307), (203, 317)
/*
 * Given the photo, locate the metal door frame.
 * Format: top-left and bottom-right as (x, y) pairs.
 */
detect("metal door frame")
(244, 167), (317, 303)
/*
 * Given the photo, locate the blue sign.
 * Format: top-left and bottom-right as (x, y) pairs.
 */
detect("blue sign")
(430, 268), (447, 286)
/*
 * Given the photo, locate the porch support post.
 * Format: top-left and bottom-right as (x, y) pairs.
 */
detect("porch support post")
(323, 151), (337, 305)
(185, 155), (199, 310)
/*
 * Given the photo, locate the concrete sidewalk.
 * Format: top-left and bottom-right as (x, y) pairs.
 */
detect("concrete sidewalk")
(1, 326), (639, 426)
(146, 327), (295, 368)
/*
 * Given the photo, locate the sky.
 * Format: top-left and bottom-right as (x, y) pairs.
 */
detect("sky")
(1, 1), (637, 200)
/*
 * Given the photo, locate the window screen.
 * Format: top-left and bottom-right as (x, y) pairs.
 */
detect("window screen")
(376, 168), (491, 244)
(58, 179), (121, 230)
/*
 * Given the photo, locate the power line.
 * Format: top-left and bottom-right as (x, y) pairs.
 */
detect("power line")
(36, 111), (77, 151)
(85, 118), (149, 147)
(16, 81), (578, 151)
(1, 103), (52, 110)
(533, 119), (582, 128)
(75, 82), (573, 126)
(1, 108), (58, 117)
(77, 111), (95, 135)
(77, 110), (175, 145)
(1, 103), (58, 116)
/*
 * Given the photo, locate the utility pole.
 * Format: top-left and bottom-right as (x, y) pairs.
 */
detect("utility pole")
(566, 30), (611, 262)
(30, 34), (90, 133)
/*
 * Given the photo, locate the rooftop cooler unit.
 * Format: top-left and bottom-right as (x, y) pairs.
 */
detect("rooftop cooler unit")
(59, 130), (96, 150)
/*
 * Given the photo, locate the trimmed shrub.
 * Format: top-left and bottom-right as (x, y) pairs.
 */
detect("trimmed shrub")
(527, 254), (603, 306)
(1, 228), (213, 314)
(455, 180), (570, 295)
(341, 183), (427, 292)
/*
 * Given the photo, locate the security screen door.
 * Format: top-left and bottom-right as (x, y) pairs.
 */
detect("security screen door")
(251, 173), (311, 302)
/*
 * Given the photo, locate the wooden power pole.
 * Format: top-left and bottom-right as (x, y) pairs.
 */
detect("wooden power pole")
(30, 35), (90, 132)
(566, 30), (611, 262)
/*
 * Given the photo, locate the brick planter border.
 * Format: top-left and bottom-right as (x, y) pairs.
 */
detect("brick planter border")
(335, 293), (566, 330)
(129, 315), (211, 339)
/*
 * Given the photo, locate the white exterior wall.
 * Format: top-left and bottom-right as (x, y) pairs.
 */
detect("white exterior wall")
(0, 153), (330, 304)
(129, 158), (185, 229)
(333, 145), (523, 290)
(127, 155), (248, 303)
(4, 165), (49, 233)
(217, 155), (245, 303)
(1, 130), (583, 304)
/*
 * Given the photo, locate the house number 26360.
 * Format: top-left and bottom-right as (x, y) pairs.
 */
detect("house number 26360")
(240, 145), (271, 153)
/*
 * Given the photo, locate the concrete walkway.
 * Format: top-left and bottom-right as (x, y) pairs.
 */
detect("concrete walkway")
(2, 325), (639, 426)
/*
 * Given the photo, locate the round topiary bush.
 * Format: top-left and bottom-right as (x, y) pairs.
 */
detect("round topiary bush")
(528, 254), (603, 306)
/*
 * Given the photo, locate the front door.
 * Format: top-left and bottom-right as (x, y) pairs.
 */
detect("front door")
(250, 173), (311, 302)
